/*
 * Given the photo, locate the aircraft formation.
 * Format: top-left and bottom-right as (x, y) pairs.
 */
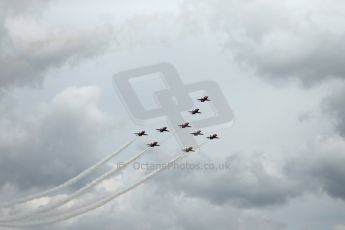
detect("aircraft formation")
(0, 96), (223, 228)
(135, 96), (219, 152)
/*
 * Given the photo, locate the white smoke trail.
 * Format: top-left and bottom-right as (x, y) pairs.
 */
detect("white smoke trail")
(0, 153), (187, 228)
(23, 131), (184, 222)
(0, 131), (179, 223)
(0, 138), (136, 209)
(0, 147), (148, 223)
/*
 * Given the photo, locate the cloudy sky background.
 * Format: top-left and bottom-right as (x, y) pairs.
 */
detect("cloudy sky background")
(1, 0), (345, 229)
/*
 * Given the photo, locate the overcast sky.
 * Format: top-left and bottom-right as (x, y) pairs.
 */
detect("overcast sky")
(1, 0), (345, 229)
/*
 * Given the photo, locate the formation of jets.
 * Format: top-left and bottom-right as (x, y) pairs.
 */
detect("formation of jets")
(135, 96), (217, 150)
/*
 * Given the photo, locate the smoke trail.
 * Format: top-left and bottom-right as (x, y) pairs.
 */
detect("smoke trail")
(0, 147), (148, 223)
(0, 139), (208, 227)
(23, 131), (184, 222)
(0, 131), (178, 223)
(0, 153), (187, 228)
(0, 138), (136, 209)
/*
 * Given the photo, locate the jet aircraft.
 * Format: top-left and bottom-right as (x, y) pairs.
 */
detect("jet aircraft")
(190, 130), (204, 136)
(179, 122), (192, 128)
(183, 147), (195, 152)
(156, 127), (169, 133)
(135, 131), (148, 136)
(189, 108), (201, 115)
(207, 134), (219, 140)
(147, 142), (160, 147)
(197, 96), (210, 102)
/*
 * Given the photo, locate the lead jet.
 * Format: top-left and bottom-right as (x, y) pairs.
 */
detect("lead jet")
(147, 142), (160, 147)
(156, 126), (169, 133)
(207, 134), (219, 140)
(179, 122), (192, 128)
(190, 130), (204, 136)
(183, 147), (195, 152)
(189, 108), (201, 115)
(197, 96), (210, 102)
(135, 131), (148, 136)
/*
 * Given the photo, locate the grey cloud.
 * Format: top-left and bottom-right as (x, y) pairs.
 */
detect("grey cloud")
(34, 185), (285, 230)
(323, 85), (345, 137)
(0, 0), (204, 91)
(0, 86), (112, 195)
(176, 2), (345, 205)
(1, 27), (112, 87)
(0, 1), (112, 90)
(285, 137), (345, 200)
(154, 153), (304, 208)
(155, 139), (345, 208)
(181, 0), (345, 85)
(151, 137), (345, 210)
(334, 225), (345, 230)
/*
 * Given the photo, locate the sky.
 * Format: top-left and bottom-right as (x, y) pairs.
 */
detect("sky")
(0, 0), (345, 229)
